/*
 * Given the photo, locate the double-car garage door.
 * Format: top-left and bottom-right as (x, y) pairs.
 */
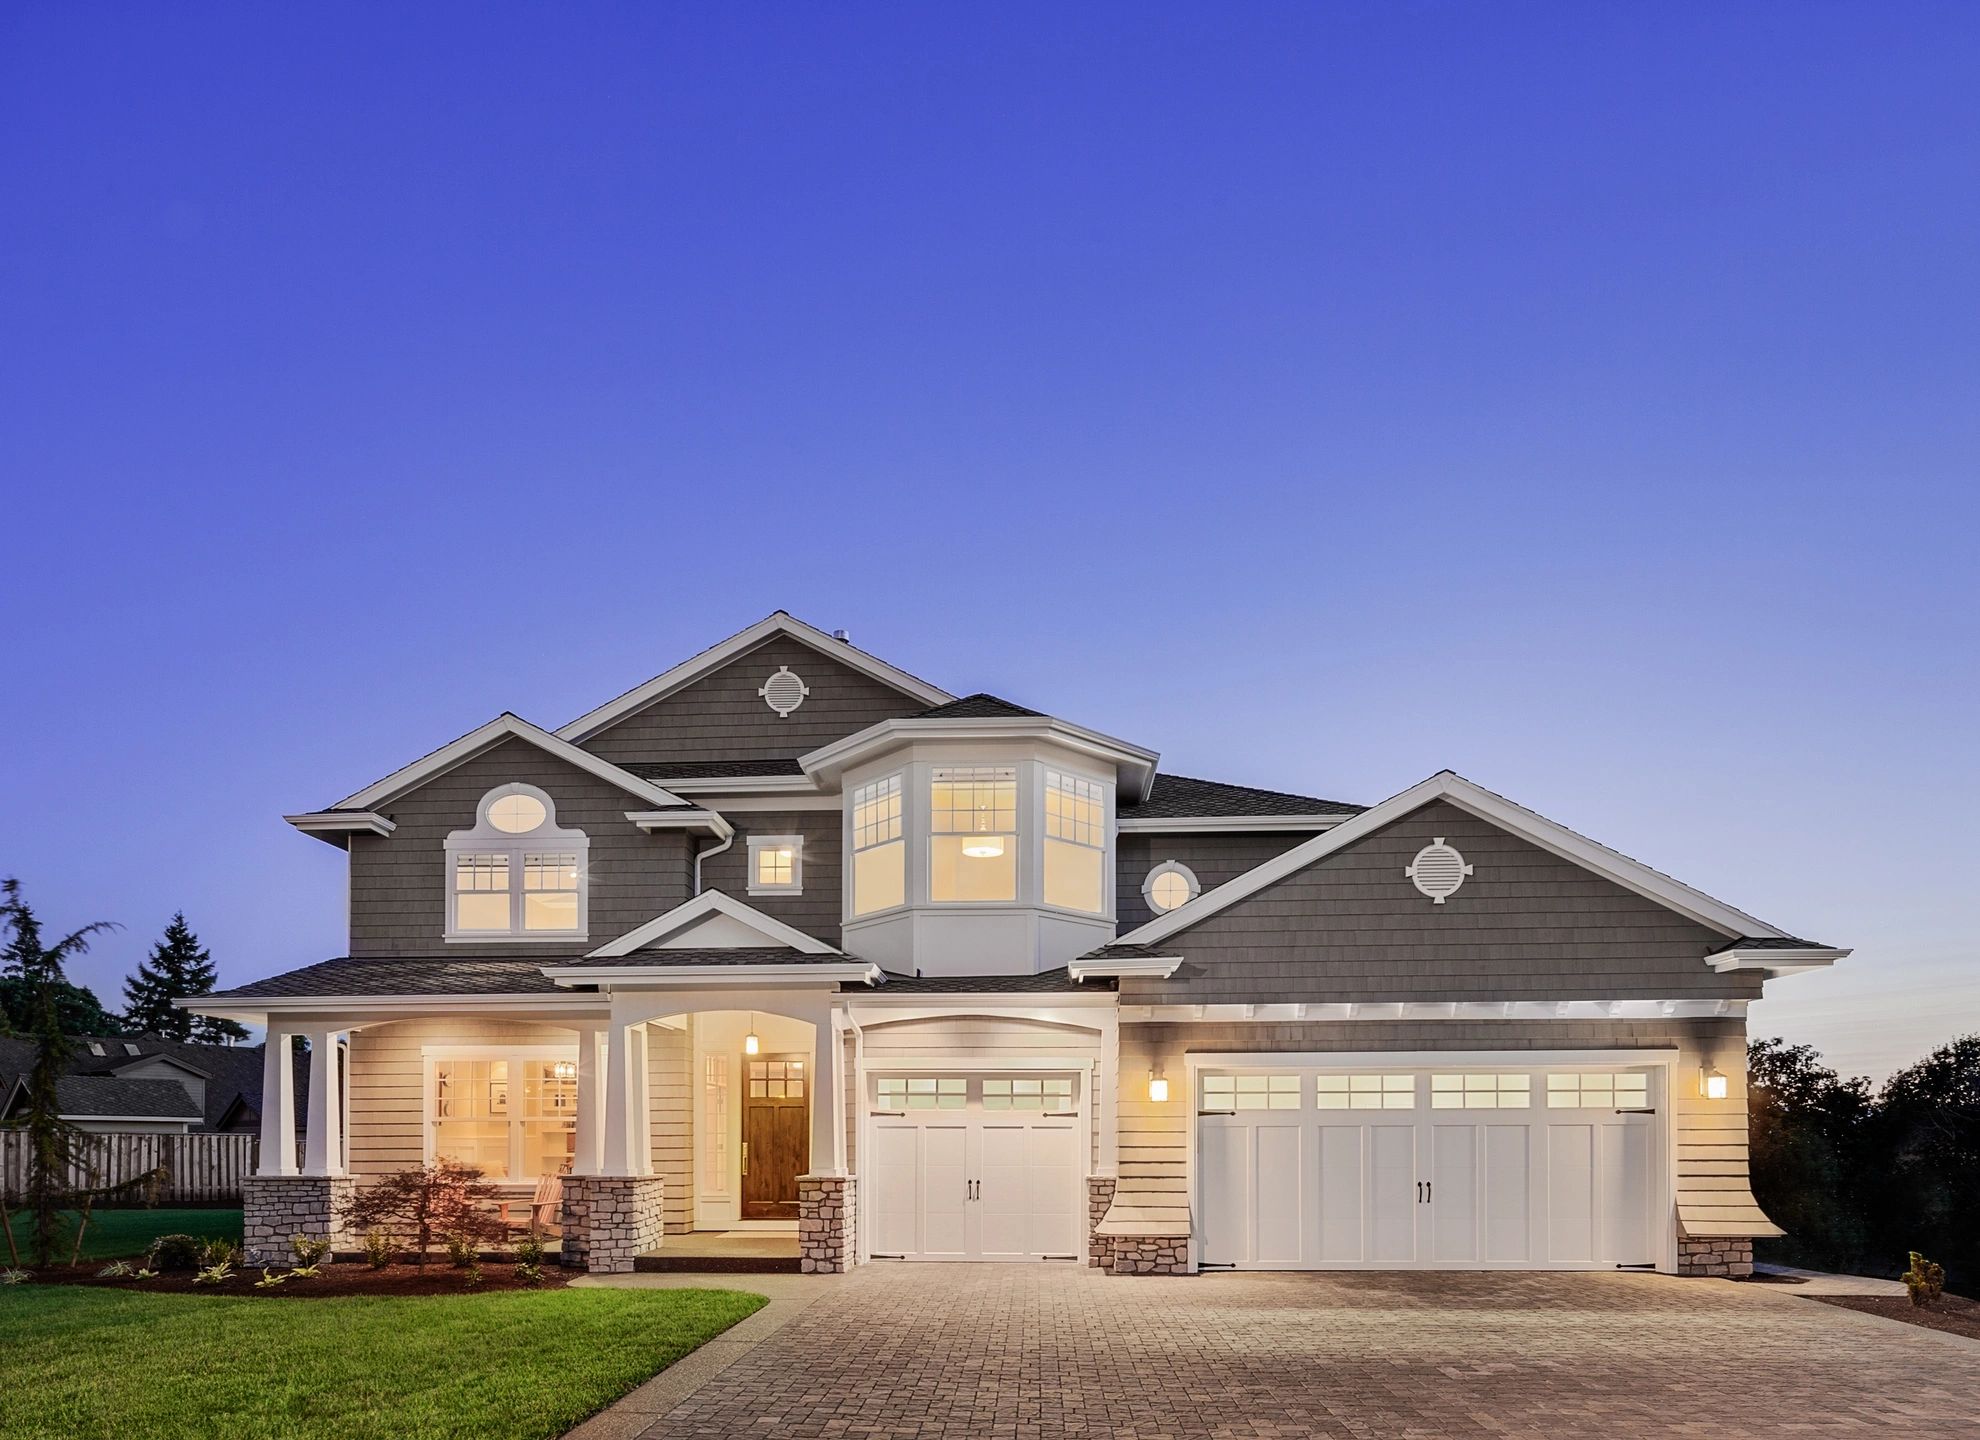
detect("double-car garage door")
(1199, 1061), (1663, 1270)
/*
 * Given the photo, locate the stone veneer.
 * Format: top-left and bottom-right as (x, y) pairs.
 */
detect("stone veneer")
(799, 1174), (855, 1273)
(1086, 1177), (1117, 1269)
(560, 1175), (667, 1273)
(242, 1174), (356, 1266)
(1108, 1235), (1191, 1275)
(1678, 1236), (1754, 1277)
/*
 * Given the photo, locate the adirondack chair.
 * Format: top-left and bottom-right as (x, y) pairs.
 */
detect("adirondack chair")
(496, 1174), (563, 1239)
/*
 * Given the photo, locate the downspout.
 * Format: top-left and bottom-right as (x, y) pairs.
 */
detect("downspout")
(693, 831), (734, 895)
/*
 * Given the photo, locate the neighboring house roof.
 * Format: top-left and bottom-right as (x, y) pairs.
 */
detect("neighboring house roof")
(556, 611), (956, 743)
(0, 1033), (298, 1133)
(0, 1074), (203, 1123)
(1123, 773), (1365, 821)
(915, 693), (1045, 719)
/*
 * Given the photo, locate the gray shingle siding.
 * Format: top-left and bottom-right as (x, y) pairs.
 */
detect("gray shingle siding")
(1125, 800), (1757, 1004)
(1124, 1015), (1745, 1059)
(347, 735), (694, 957)
(577, 636), (928, 764)
(1115, 832), (1317, 932)
(696, 810), (846, 947)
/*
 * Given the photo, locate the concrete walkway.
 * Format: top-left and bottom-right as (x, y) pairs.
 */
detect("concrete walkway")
(570, 1264), (1980, 1439)
(1754, 1261), (1910, 1296)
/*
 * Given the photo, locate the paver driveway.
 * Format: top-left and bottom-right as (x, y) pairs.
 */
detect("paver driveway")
(629, 1264), (1980, 1439)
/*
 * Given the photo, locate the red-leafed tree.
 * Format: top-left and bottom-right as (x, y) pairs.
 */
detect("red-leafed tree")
(337, 1159), (507, 1269)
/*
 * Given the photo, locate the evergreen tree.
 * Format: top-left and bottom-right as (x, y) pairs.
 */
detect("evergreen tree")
(122, 911), (244, 1042)
(0, 881), (122, 1037)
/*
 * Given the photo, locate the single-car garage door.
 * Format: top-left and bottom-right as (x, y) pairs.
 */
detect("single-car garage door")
(867, 1073), (1085, 1262)
(1198, 1060), (1662, 1270)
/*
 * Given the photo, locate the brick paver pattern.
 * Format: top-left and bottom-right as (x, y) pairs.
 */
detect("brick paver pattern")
(639, 1265), (1980, 1439)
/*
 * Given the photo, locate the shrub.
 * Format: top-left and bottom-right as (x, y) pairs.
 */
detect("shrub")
(192, 1260), (234, 1286)
(360, 1230), (393, 1270)
(461, 1260), (483, 1289)
(339, 1160), (504, 1270)
(146, 1234), (204, 1272)
(514, 1262), (543, 1287)
(1903, 1251), (1947, 1308)
(445, 1230), (479, 1268)
(512, 1232), (545, 1267)
(289, 1234), (332, 1267)
(95, 1260), (133, 1279)
(1, 1269), (30, 1285)
(200, 1237), (242, 1270)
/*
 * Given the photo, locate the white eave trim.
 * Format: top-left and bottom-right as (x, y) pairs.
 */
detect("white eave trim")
(1068, 955), (1182, 981)
(173, 993), (610, 1016)
(1115, 814), (1351, 834)
(800, 715), (1160, 801)
(1115, 769), (1797, 947)
(332, 713), (693, 813)
(1707, 947), (1850, 975)
(543, 962), (882, 987)
(651, 774), (823, 796)
(555, 612), (954, 743)
(285, 810), (396, 838)
(585, 889), (839, 957)
(624, 808), (735, 839)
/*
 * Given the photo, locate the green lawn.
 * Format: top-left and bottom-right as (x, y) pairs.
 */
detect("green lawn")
(0, 1284), (767, 1440)
(3, 1208), (241, 1263)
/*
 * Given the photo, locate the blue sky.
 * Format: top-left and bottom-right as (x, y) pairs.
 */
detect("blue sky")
(2, 4), (1975, 1081)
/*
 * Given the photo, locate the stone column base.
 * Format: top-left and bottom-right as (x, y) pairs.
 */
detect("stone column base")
(1086, 1177), (1117, 1269)
(799, 1173), (855, 1273)
(561, 1175), (666, 1273)
(242, 1174), (355, 1266)
(1108, 1236), (1190, 1274)
(1678, 1236), (1754, 1277)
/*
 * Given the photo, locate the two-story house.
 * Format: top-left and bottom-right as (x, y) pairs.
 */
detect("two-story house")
(184, 613), (1845, 1277)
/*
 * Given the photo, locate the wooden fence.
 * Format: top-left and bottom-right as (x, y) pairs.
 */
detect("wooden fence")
(0, 1131), (260, 1206)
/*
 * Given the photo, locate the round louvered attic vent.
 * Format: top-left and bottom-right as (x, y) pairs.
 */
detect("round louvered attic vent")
(1405, 838), (1473, 904)
(758, 666), (810, 717)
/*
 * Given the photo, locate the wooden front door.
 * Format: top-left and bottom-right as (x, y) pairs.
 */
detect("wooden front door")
(741, 1053), (809, 1220)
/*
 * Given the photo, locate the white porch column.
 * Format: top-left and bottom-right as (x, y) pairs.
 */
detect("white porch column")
(258, 1030), (298, 1176)
(1097, 1010), (1120, 1177)
(602, 1018), (652, 1177)
(627, 1022), (653, 1177)
(571, 1023), (604, 1177)
(301, 1028), (345, 1177)
(811, 1009), (843, 1175)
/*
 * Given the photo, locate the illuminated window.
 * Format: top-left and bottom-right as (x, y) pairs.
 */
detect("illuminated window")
(1316, 1074), (1416, 1111)
(702, 1056), (729, 1194)
(748, 835), (803, 895)
(431, 1054), (577, 1180)
(850, 774), (904, 915)
(1545, 1072), (1650, 1109)
(445, 785), (588, 939)
(876, 1076), (966, 1111)
(1203, 1074), (1302, 1111)
(983, 1076), (1075, 1110)
(930, 766), (1018, 902)
(1431, 1073), (1532, 1110)
(1043, 770), (1106, 913)
(1142, 861), (1199, 914)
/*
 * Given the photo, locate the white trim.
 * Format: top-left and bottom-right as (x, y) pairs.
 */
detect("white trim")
(1116, 770), (1793, 947)
(624, 808), (736, 838)
(174, 994), (612, 1024)
(285, 811), (397, 839)
(421, 1042), (580, 1181)
(445, 783), (590, 943)
(1140, 860), (1200, 914)
(686, 792), (839, 812)
(1069, 954), (1182, 981)
(747, 834), (804, 897)
(545, 962), (881, 987)
(585, 890), (839, 957)
(1116, 815), (1348, 834)
(801, 717), (1160, 802)
(1118, 998), (1746, 1023)
(652, 775), (825, 796)
(1706, 946), (1850, 975)
(334, 713), (693, 813)
(556, 612), (954, 742)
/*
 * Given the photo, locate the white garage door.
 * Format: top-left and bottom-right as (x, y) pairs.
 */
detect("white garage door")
(1198, 1063), (1660, 1270)
(867, 1074), (1084, 1262)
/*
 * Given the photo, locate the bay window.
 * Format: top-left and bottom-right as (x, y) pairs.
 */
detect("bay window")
(445, 784), (589, 940)
(1043, 769), (1106, 912)
(430, 1052), (577, 1180)
(850, 773), (905, 915)
(929, 765), (1017, 902)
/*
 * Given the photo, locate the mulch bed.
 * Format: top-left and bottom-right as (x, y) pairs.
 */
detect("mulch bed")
(1811, 1292), (1980, 1342)
(26, 1260), (574, 1298)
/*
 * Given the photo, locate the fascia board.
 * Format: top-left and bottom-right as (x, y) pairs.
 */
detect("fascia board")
(542, 963), (880, 987)
(286, 811), (396, 839)
(1068, 956), (1182, 980)
(586, 890), (839, 956)
(624, 809), (735, 839)
(799, 716), (1160, 797)
(1115, 815), (1349, 834)
(333, 714), (692, 812)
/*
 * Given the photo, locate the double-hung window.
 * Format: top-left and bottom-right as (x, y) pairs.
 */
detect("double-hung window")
(1043, 769), (1106, 913)
(850, 774), (904, 915)
(445, 784), (589, 940)
(929, 765), (1017, 902)
(430, 1052), (578, 1180)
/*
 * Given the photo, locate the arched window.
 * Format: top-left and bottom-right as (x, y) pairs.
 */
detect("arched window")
(1142, 860), (1199, 914)
(444, 784), (589, 940)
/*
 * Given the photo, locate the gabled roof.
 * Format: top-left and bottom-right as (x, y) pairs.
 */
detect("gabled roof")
(0, 1033), (295, 1133)
(200, 957), (571, 999)
(1116, 770), (1818, 949)
(0, 1074), (203, 1122)
(555, 612), (955, 744)
(1119, 773), (1365, 826)
(800, 710), (1161, 800)
(328, 713), (693, 813)
(585, 890), (841, 958)
(915, 693), (1044, 719)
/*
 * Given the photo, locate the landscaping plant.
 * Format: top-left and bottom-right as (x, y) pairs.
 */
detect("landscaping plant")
(192, 1260), (234, 1286)
(445, 1229), (479, 1268)
(289, 1233), (331, 1267)
(1, 1268), (30, 1285)
(360, 1230), (393, 1269)
(513, 1231), (545, 1286)
(253, 1268), (290, 1289)
(94, 1261), (133, 1279)
(338, 1160), (504, 1270)
(146, 1234), (204, 1272)
(1903, 1251), (1946, 1308)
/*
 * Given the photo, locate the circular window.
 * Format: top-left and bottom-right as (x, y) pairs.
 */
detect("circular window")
(1143, 862), (1200, 914)
(488, 792), (547, 834)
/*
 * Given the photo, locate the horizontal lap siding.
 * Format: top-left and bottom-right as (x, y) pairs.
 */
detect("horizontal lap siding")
(698, 811), (846, 946)
(347, 736), (693, 956)
(1129, 801), (1761, 1004)
(579, 636), (928, 765)
(1115, 833), (1313, 932)
(646, 1024), (693, 1233)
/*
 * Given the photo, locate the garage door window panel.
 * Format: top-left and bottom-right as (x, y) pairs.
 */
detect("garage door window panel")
(1202, 1074), (1301, 1111)
(1316, 1074), (1416, 1110)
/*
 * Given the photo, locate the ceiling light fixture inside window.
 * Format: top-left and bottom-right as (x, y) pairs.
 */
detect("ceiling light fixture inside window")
(962, 836), (1006, 859)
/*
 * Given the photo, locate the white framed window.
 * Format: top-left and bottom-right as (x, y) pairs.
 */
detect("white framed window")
(1316, 1074), (1417, 1111)
(875, 1076), (966, 1111)
(1431, 1073), (1533, 1110)
(982, 1076), (1076, 1111)
(850, 773), (905, 916)
(444, 784), (589, 940)
(1202, 1073), (1303, 1111)
(429, 1049), (577, 1181)
(1043, 769), (1107, 914)
(1545, 1072), (1650, 1110)
(702, 1055), (729, 1194)
(747, 834), (803, 896)
(929, 765), (1018, 903)
(1142, 860), (1199, 914)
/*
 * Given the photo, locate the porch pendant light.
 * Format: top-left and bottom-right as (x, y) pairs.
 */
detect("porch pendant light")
(744, 1013), (760, 1057)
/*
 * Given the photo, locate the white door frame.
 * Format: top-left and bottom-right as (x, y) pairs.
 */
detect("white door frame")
(1185, 1049), (1681, 1274)
(856, 1055), (1092, 1264)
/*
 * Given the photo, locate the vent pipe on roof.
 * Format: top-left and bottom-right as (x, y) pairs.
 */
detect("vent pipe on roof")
(832, 628), (851, 643)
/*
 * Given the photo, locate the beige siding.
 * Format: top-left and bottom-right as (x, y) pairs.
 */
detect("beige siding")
(646, 1023), (693, 1233)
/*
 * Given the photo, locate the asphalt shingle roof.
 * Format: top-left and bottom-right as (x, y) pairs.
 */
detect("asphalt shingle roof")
(1708, 936), (1831, 952)
(209, 957), (572, 999)
(50, 1075), (203, 1120)
(914, 693), (1045, 719)
(625, 758), (807, 781)
(0, 1033), (297, 1133)
(1123, 773), (1364, 820)
(872, 967), (1107, 994)
(573, 948), (852, 969)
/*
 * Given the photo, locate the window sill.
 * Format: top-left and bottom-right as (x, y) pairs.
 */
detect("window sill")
(443, 932), (590, 945)
(747, 886), (803, 898)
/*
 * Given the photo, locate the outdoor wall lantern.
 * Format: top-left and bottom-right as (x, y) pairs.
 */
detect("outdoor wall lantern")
(1702, 1065), (1728, 1100)
(1147, 1070), (1169, 1103)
